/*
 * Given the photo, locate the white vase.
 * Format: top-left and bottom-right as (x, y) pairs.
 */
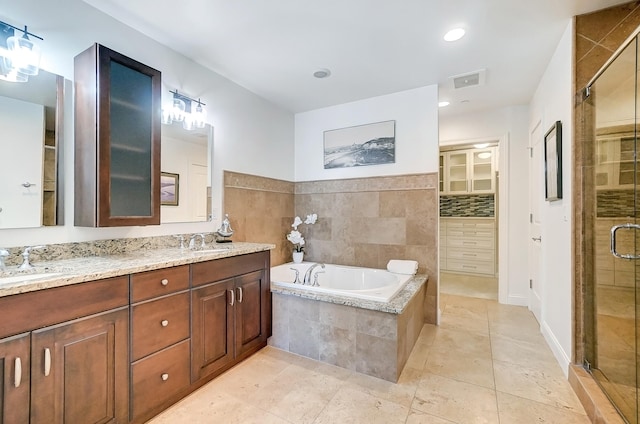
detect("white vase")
(292, 251), (304, 263)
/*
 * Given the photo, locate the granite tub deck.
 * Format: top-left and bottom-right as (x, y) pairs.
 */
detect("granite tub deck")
(0, 242), (275, 297)
(269, 274), (428, 382)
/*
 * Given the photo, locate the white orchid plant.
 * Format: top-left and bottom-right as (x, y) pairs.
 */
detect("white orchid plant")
(286, 213), (318, 252)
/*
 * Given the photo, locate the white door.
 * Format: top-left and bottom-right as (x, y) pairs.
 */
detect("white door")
(529, 121), (543, 323)
(0, 97), (44, 229)
(188, 163), (208, 222)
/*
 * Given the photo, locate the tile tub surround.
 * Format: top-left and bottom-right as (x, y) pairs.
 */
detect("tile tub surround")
(269, 275), (427, 382)
(295, 173), (439, 324)
(0, 241), (274, 297)
(573, 3), (640, 422)
(223, 170), (439, 324)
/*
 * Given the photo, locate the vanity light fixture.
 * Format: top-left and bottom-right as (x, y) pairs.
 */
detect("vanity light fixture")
(163, 90), (207, 130)
(444, 27), (465, 42)
(0, 20), (43, 83)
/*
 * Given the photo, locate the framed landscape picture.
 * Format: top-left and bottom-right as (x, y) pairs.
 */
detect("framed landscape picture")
(323, 120), (396, 169)
(160, 172), (179, 206)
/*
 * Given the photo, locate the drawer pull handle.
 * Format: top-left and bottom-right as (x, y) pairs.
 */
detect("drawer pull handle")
(14, 357), (22, 388)
(161, 279), (169, 286)
(229, 289), (235, 306)
(44, 348), (51, 377)
(237, 287), (243, 303)
(161, 320), (169, 327)
(462, 253), (477, 257)
(462, 265), (476, 269)
(161, 373), (169, 381)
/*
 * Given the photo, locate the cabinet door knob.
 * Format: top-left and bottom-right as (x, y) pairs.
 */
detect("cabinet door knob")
(161, 320), (169, 327)
(14, 357), (22, 388)
(161, 278), (169, 286)
(161, 373), (169, 381)
(44, 348), (51, 377)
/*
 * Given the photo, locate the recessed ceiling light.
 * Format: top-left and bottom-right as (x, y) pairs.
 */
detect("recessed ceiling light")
(313, 68), (331, 78)
(438, 101), (450, 108)
(474, 143), (490, 149)
(444, 28), (465, 42)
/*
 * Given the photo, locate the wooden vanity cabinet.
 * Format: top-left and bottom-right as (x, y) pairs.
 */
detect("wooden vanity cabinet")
(74, 43), (161, 227)
(0, 333), (30, 424)
(191, 252), (270, 382)
(0, 276), (129, 424)
(129, 266), (191, 423)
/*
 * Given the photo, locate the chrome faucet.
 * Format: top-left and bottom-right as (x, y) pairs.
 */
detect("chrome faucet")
(19, 246), (45, 271)
(188, 234), (206, 250)
(303, 263), (325, 285)
(0, 248), (9, 271)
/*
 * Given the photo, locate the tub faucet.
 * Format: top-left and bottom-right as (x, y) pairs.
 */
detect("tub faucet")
(303, 263), (325, 285)
(19, 246), (45, 270)
(0, 249), (8, 271)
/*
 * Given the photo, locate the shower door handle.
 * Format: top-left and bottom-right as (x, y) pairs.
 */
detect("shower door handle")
(610, 223), (640, 259)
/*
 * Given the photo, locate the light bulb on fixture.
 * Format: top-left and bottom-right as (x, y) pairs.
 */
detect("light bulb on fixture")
(193, 100), (206, 129)
(0, 22), (42, 83)
(171, 97), (186, 122)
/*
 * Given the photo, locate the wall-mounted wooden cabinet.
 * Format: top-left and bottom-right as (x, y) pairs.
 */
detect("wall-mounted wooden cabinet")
(595, 131), (638, 190)
(74, 43), (161, 227)
(440, 148), (496, 194)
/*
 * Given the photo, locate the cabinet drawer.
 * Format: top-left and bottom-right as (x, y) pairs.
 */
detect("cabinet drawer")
(446, 237), (494, 249)
(131, 265), (190, 303)
(446, 228), (494, 238)
(192, 251), (268, 287)
(446, 249), (494, 262)
(131, 339), (190, 421)
(131, 292), (190, 361)
(446, 259), (495, 275)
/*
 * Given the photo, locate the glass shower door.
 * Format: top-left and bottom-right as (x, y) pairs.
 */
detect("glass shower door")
(587, 35), (639, 423)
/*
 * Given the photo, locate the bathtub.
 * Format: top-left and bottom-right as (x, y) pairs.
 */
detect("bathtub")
(270, 262), (413, 303)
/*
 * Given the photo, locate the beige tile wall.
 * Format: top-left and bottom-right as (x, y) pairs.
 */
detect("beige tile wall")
(223, 171), (439, 324)
(574, 0), (640, 365)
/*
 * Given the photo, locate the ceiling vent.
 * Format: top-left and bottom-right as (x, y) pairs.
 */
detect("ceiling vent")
(450, 69), (486, 89)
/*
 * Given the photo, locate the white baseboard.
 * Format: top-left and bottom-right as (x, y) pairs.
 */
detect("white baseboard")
(540, 320), (570, 377)
(506, 294), (528, 306)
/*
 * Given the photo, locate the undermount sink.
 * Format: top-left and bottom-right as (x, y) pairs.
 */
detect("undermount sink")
(0, 272), (63, 286)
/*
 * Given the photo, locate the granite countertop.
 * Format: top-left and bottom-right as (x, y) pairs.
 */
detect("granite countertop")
(270, 274), (428, 314)
(0, 242), (275, 298)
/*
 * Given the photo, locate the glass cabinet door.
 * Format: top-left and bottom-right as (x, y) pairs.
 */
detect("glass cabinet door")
(471, 149), (494, 192)
(447, 152), (468, 193)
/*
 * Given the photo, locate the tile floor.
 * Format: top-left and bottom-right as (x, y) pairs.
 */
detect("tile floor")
(440, 271), (498, 300)
(148, 293), (589, 423)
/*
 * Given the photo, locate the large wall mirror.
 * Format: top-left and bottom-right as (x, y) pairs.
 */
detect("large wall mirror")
(0, 70), (64, 229)
(160, 122), (212, 223)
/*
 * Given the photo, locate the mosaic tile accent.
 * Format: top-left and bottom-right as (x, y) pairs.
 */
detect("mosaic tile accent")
(596, 190), (635, 217)
(439, 194), (495, 217)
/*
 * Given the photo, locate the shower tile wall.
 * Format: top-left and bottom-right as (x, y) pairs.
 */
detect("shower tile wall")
(439, 194), (495, 217)
(574, 0), (640, 364)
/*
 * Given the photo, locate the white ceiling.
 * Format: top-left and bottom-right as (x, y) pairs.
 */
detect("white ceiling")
(84, 0), (629, 116)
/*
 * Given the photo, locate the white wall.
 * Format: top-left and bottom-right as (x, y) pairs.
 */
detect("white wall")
(439, 105), (531, 306)
(529, 20), (574, 374)
(294, 85), (440, 180)
(0, 0), (294, 247)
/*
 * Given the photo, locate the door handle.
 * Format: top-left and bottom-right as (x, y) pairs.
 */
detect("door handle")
(229, 289), (235, 306)
(14, 357), (22, 388)
(531, 236), (541, 242)
(611, 223), (640, 259)
(44, 348), (51, 377)
(237, 287), (243, 303)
